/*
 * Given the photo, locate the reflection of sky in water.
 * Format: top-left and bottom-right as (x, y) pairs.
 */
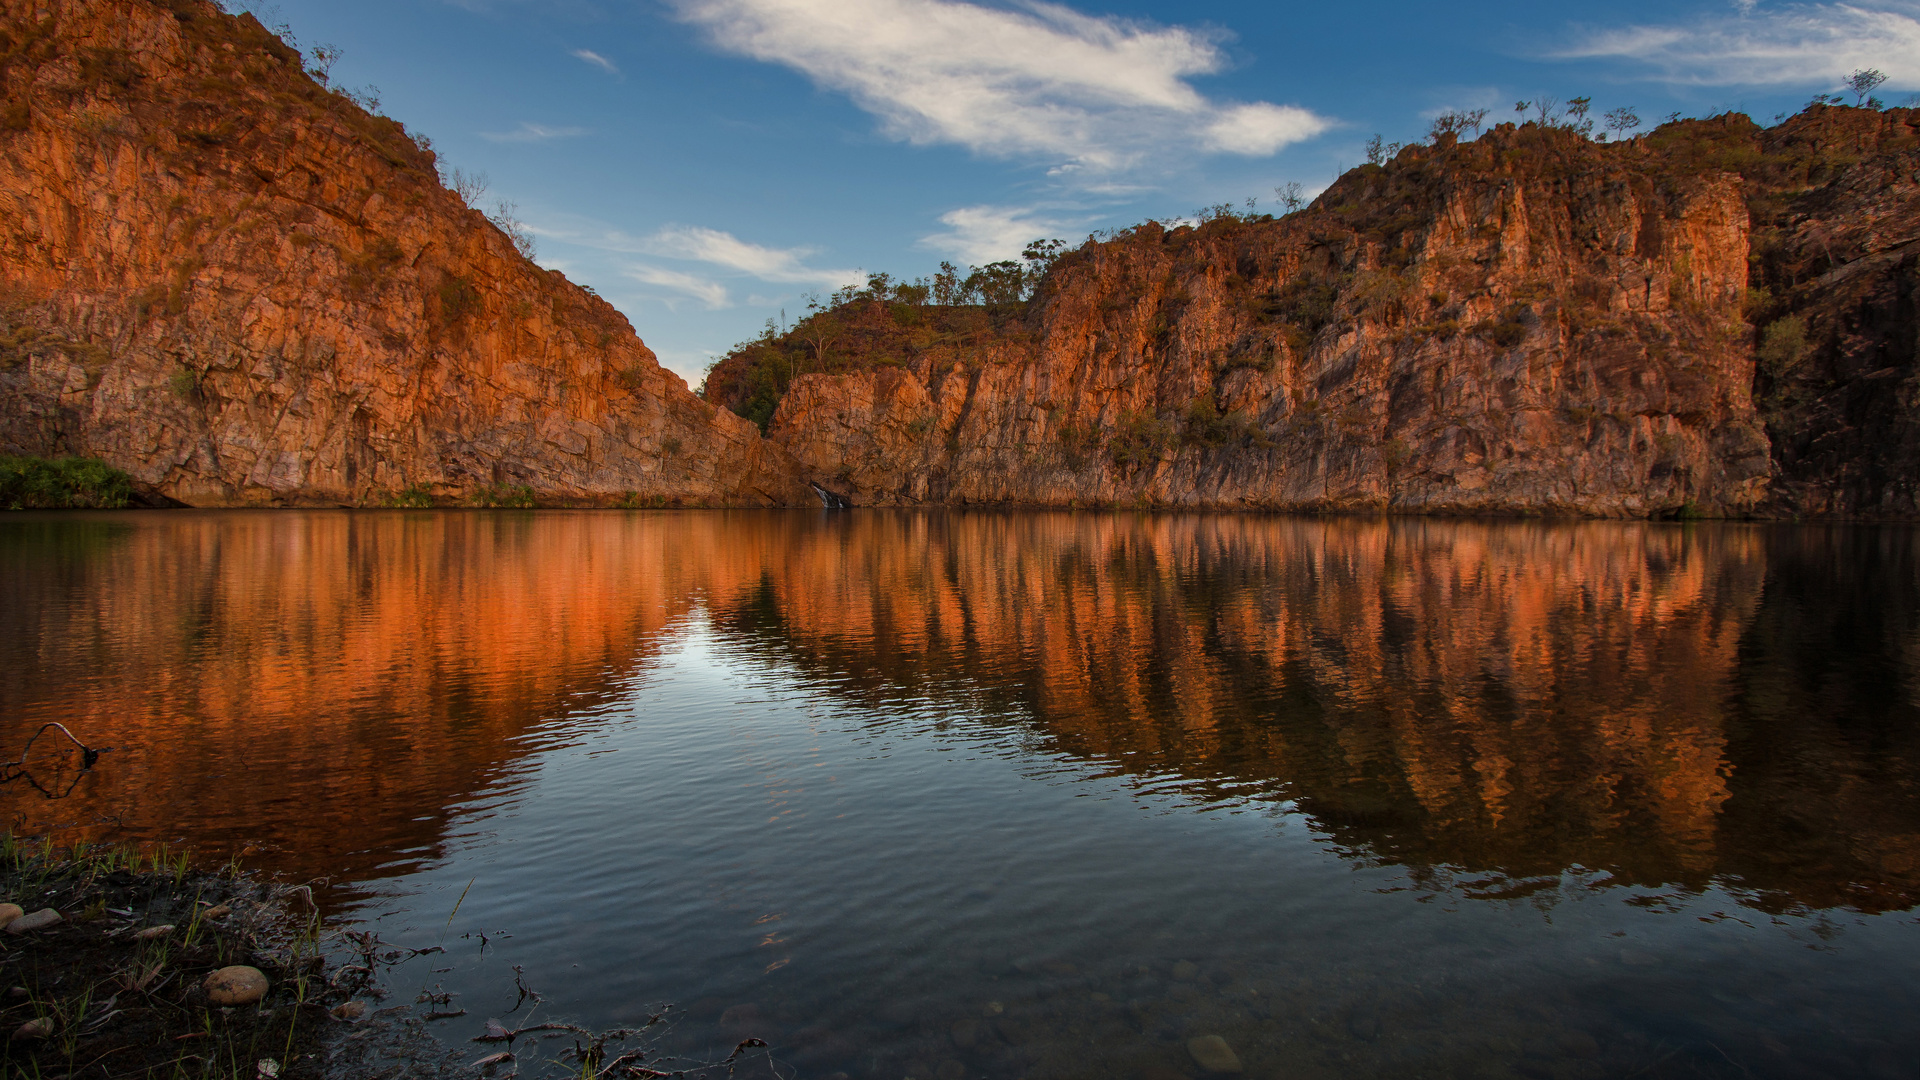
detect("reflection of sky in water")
(2, 510), (1917, 1079)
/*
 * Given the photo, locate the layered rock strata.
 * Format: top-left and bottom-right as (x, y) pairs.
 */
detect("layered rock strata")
(0, 0), (810, 506)
(719, 110), (1920, 517)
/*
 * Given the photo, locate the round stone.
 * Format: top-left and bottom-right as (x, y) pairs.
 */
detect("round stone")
(1171, 959), (1199, 981)
(0, 904), (23, 927)
(4, 909), (62, 934)
(205, 965), (269, 1006)
(11, 1017), (53, 1040)
(1187, 1034), (1244, 1074)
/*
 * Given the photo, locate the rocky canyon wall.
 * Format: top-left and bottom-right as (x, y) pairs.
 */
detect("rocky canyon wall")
(0, 0), (812, 506)
(714, 110), (1920, 518)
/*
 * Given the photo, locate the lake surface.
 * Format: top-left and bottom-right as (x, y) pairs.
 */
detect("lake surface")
(3, 510), (1918, 1080)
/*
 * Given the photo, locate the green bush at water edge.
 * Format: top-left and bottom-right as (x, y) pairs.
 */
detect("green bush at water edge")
(0, 454), (133, 509)
(473, 483), (537, 508)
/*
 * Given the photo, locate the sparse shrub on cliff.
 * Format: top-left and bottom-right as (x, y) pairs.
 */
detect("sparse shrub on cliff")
(488, 200), (537, 261)
(0, 455), (132, 509)
(165, 258), (200, 315)
(1108, 411), (1174, 469)
(1474, 305), (1531, 348)
(386, 484), (433, 508)
(77, 46), (138, 90)
(343, 236), (404, 294)
(166, 368), (197, 399)
(1759, 315), (1810, 377)
(1348, 269), (1409, 318)
(1263, 274), (1341, 334)
(1383, 438), (1413, 476)
(1428, 109), (1489, 142)
(1182, 398), (1271, 450)
(473, 484), (536, 508)
(437, 275), (480, 325)
(1217, 346), (1276, 377)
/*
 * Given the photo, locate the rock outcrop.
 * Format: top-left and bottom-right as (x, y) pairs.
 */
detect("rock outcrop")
(0, 0), (812, 506)
(711, 109), (1920, 517)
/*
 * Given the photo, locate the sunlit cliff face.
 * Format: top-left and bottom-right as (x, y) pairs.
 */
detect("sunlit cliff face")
(3, 511), (1916, 912)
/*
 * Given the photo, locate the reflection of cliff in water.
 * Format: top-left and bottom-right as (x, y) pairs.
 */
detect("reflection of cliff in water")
(0, 511), (771, 892)
(4, 511), (1915, 915)
(708, 513), (1920, 913)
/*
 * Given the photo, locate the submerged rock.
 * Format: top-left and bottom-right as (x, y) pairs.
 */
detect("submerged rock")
(205, 965), (269, 1006)
(1170, 960), (1199, 981)
(1187, 1034), (1243, 1074)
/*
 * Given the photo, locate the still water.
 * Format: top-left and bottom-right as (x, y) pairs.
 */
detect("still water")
(2, 510), (1918, 1079)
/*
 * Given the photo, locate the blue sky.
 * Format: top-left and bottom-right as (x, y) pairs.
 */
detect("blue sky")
(233, 0), (1920, 384)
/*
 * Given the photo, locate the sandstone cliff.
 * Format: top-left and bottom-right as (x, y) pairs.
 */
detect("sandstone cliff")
(710, 109), (1920, 517)
(0, 0), (812, 506)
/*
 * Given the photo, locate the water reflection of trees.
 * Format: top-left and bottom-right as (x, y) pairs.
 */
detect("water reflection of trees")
(709, 513), (1920, 913)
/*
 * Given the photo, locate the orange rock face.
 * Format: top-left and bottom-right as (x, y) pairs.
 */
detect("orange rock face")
(0, 0), (811, 506)
(748, 113), (1920, 517)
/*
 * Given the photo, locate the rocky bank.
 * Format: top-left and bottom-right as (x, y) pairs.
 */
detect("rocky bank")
(0, 0), (811, 506)
(711, 109), (1920, 517)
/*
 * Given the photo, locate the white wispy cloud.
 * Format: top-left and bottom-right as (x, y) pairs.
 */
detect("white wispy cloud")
(573, 48), (619, 74)
(480, 122), (591, 143)
(1560, 2), (1920, 87)
(664, 0), (1331, 172)
(624, 265), (731, 309)
(918, 205), (1069, 265)
(644, 225), (865, 288)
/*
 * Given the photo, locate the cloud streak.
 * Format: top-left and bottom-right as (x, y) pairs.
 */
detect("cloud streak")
(573, 48), (619, 74)
(665, 0), (1330, 171)
(919, 205), (1068, 265)
(480, 122), (590, 142)
(645, 225), (865, 288)
(1559, 2), (1920, 87)
(624, 265), (730, 308)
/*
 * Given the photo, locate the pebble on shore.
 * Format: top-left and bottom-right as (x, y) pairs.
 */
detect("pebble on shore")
(5, 909), (62, 935)
(206, 965), (269, 1006)
(0, 903), (23, 927)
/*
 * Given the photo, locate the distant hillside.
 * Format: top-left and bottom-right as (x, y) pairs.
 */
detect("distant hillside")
(0, 0), (810, 506)
(709, 107), (1920, 518)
